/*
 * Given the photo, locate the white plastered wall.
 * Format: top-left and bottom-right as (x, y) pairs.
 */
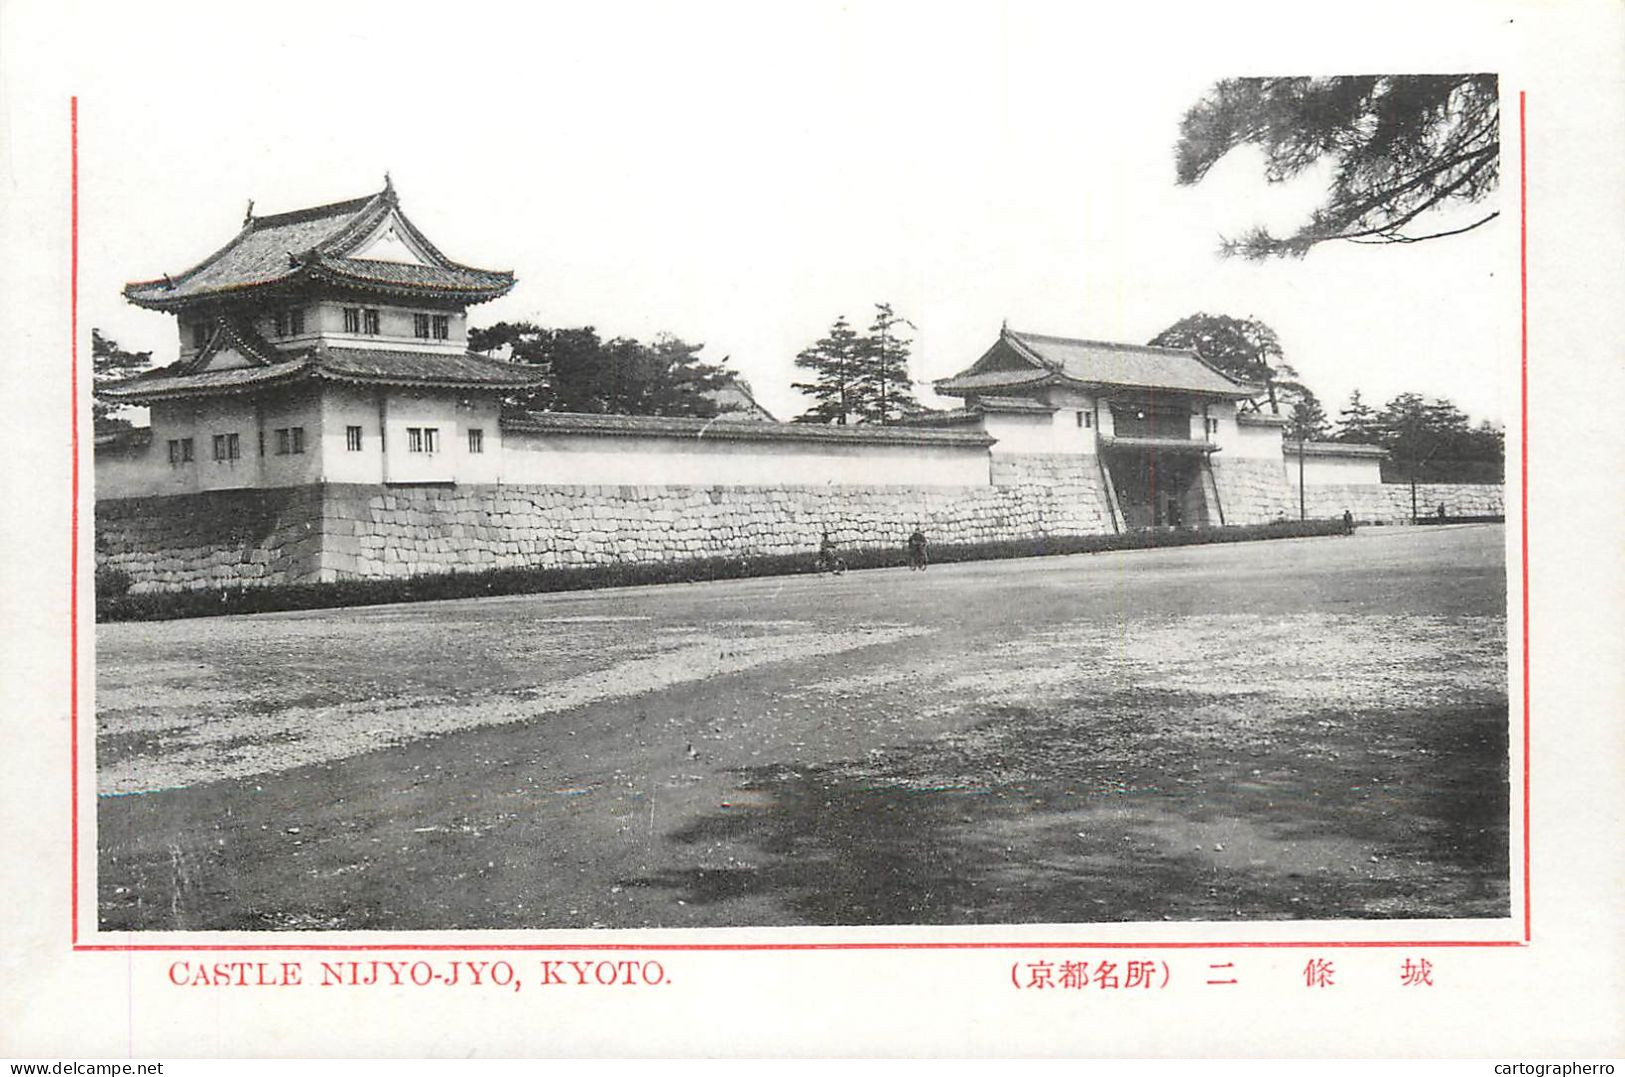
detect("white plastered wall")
(1285, 451), (1386, 488)
(499, 429), (991, 487)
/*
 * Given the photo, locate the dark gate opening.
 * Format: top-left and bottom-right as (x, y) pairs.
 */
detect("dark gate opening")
(1104, 449), (1212, 531)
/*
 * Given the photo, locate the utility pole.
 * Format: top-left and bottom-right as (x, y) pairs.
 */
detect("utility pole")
(1298, 430), (1307, 521)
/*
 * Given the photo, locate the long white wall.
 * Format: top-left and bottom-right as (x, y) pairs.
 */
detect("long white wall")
(499, 427), (991, 487)
(1285, 451), (1386, 488)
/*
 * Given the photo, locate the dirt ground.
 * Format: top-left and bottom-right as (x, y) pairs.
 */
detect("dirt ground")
(96, 524), (1510, 930)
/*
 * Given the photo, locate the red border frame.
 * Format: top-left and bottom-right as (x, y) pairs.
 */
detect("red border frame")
(68, 92), (1533, 954)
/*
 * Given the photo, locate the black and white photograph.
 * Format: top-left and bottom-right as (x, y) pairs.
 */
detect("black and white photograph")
(3, 0), (1623, 1062)
(88, 54), (1512, 932)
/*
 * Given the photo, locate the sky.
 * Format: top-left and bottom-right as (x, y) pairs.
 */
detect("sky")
(57, 1), (1518, 427)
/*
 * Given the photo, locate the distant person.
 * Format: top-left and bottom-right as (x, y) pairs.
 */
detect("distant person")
(907, 526), (929, 571)
(1436, 503), (1448, 520)
(1342, 508), (1355, 536)
(817, 532), (845, 575)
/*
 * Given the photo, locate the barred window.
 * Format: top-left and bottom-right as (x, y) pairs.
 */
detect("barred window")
(180, 438), (194, 462)
(467, 428), (483, 454)
(273, 311), (287, 337)
(407, 427), (425, 453)
(291, 427), (305, 454)
(346, 425), (363, 452)
(432, 315), (450, 340)
(289, 308), (305, 335)
(423, 427), (439, 453)
(413, 313), (431, 339)
(363, 309), (380, 335)
(275, 428), (291, 455)
(214, 433), (240, 461)
(168, 439), (181, 465)
(343, 307), (361, 333)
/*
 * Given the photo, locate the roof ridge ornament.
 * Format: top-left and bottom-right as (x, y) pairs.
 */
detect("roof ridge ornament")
(244, 199), (255, 225)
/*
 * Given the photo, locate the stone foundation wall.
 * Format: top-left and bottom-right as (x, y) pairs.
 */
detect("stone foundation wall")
(95, 487), (324, 593)
(96, 454), (1115, 592)
(93, 459), (1506, 595)
(321, 453), (1114, 581)
(1301, 483), (1505, 523)
(1209, 457), (1296, 525)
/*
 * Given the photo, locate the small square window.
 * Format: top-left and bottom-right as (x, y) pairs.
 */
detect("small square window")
(363, 309), (380, 335)
(407, 427), (425, 453)
(413, 313), (431, 339)
(432, 315), (450, 340)
(467, 428), (483, 454)
(343, 307), (362, 333)
(346, 425), (363, 452)
(275, 428), (290, 455)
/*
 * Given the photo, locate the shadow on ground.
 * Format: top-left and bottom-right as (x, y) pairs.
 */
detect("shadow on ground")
(623, 692), (1510, 924)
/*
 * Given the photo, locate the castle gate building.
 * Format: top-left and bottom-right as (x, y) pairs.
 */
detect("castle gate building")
(930, 326), (1292, 529)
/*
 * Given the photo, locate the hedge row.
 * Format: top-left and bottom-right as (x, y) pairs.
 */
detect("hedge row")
(1414, 514), (1506, 525)
(97, 518), (1348, 623)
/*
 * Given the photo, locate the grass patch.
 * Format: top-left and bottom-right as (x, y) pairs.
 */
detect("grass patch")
(98, 519), (1347, 623)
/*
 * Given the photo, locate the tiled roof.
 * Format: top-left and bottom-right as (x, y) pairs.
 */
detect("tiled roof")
(936, 327), (1258, 399)
(183, 316), (283, 372)
(1285, 440), (1388, 458)
(703, 378), (778, 421)
(896, 396), (1056, 427)
(502, 411), (995, 448)
(97, 357), (318, 402)
(304, 256), (514, 297)
(932, 368), (1056, 393)
(894, 407), (985, 427)
(1099, 435), (1220, 454)
(124, 182), (514, 310)
(978, 394), (1056, 413)
(316, 347), (546, 388)
(96, 346), (546, 403)
(92, 427), (153, 453)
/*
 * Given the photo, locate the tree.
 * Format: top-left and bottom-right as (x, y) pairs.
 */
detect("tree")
(1373, 391), (1503, 487)
(468, 321), (730, 417)
(1284, 388), (1330, 442)
(853, 302), (922, 425)
(1175, 75), (1500, 258)
(1332, 389), (1381, 444)
(1148, 312), (1301, 413)
(791, 315), (863, 425)
(92, 329), (152, 435)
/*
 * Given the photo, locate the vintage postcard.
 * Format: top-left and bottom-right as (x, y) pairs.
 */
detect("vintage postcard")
(1, 0), (1621, 1060)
